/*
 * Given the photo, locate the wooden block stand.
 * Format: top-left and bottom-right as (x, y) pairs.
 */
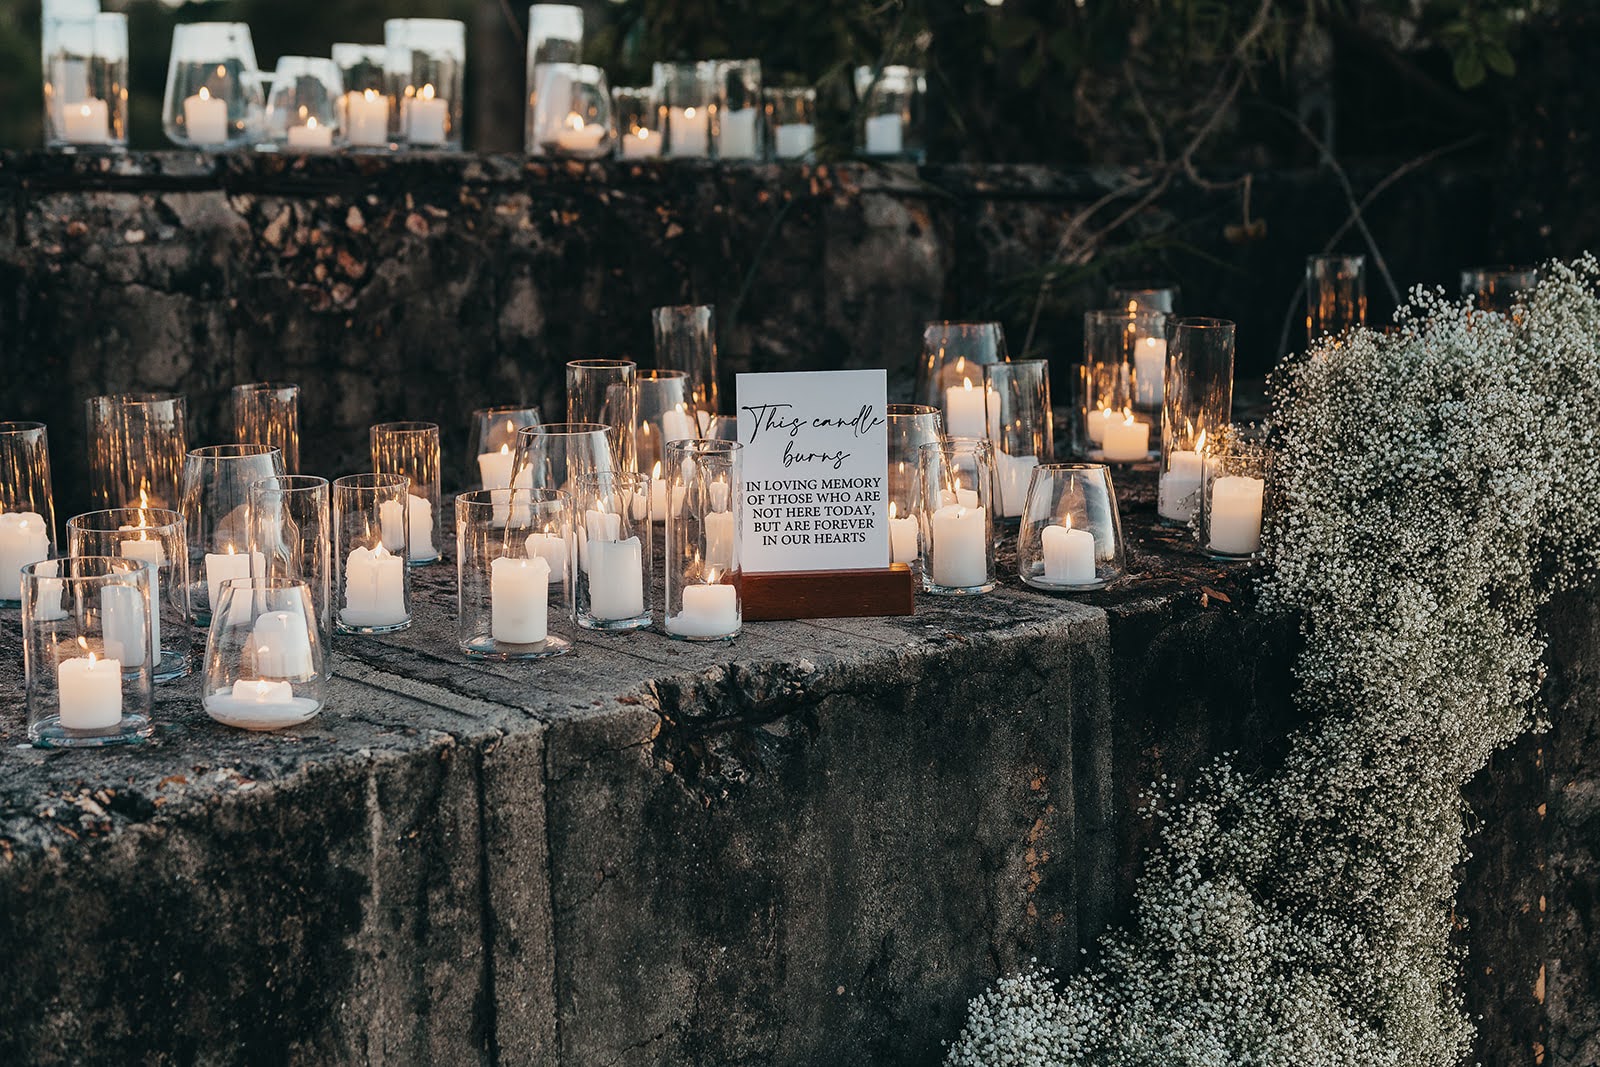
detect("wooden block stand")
(738, 565), (916, 621)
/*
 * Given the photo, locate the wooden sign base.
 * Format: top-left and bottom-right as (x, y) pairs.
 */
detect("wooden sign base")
(738, 564), (916, 622)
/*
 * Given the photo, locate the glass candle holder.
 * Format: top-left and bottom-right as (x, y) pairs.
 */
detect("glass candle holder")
(612, 85), (663, 160)
(233, 382), (300, 474)
(24, 556), (154, 747)
(1108, 282), (1180, 315)
(886, 404), (942, 567)
(526, 3), (584, 144)
(918, 437), (997, 595)
(766, 87), (816, 160)
(635, 370), (694, 482)
(0, 422), (57, 603)
(663, 439), (742, 640)
(456, 488), (572, 659)
(43, 12), (128, 151)
(1159, 317), (1236, 524)
(1017, 464), (1125, 592)
(178, 443), (282, 624)
(1306, 254), (1367, 344)
(370, 421), (442, 565)
(512, 422), (616, 494)
(333, 473), (411, 633)
(88, 392), (188, 511)
(66, 507), (190, 682)
(655, 61), (713, 159)
(529, 62), (615, 159)
(385, 18), (466, 150)
(333, 44), (394, 149)
(248, 475), (331, 645)
(1461, 265), (1539, 316)
(714, 59), (763, 161)
(854, 65), (924, 161)
(1201, 434), (1271, 561)
(471, 405), (543, 490)
(1082, 310), (1157, 463)
(265, 56), (342, 150)
(698, 414), (738, 440)
(917, 321), (1008, 419)
(203, 577), (325, 731)
(42, 0), (101, 142)
(566, 360), (638, 473)
(574, 472), (652, 631)
(161, 22), (261, 148)
(653, 304), (720, 418)
(984, 361), (1053, 521)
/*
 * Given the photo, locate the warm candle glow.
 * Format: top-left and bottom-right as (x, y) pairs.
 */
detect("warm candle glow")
(421, 83), (436, 101)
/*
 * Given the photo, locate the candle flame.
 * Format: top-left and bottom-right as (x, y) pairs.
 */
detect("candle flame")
(79, 103), (92, 118)
(421, 83), (436, 101)
(652, 461), (662, 479)
(253, 679), (275, 699)
(1196, 429), (1208, 452)
(499, 443), (510, 456)
(1126, 299), (1137, 313)
(1122, 408), (1135, 426)
(565, 112), (584, 131)
(198, 86), (211, 102)
(962, 377), (973, 391)
(215, 65), (226, 79)
(305, 116), (318, 130)
(364, 88), (379, 102)
(889, 501), (898, 520)
(684, 106), (696, 118)
(635, 128), (651, 141)
(225, 545), (237, 556)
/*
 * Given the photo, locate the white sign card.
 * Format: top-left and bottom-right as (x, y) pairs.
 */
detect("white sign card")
(736, 370), (890, 574)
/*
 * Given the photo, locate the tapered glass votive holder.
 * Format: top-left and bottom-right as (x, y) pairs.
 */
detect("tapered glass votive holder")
(233, 382), (300, 473)
(333, 473), (411, 634)
(88, 392), (188, 511)
(249, 475), (331, 645)
(985, 360), (1053, 521)
(886, 404), (942, 567)
(567, 360), (638, 473)
(385, 18), (465, 149)
(664, 439), (741, 640)
(1461, 265), (1539, 316)
(1306, 254), (1367, 344)
(655, 61), (713, 158)
(333, 43), (393, 149)
(266, 56), (342, 149)
(457, 488), (573, 659)
(161, 22), (261, 148)
(918, 437), (996, 595)
(1159, 317), (1236, 525)
(1108, 281), (1180, 315)
(529, 62), (615, 158)
(855, 64), (924, 160)
(917, 321), (1007, 418)
(1017, 464), (1124, 592)
(370, 421), (442, 565)
(178, 443), (281, 625)
(472, 405), (542, 490)
(612, 85), (663, 159)
(203, 577), (325, 731)
(511, 422), (616, 494)
(574, 472), (652, 631)
(767, 87), (816, 160)
(1082, 309), (1158, 462)
(652, 305), (720, 418)
(0, 422), (57, 604)
(714, 59), (763, 160)
(66, 508), (190, 681)
(23, 557), (153, 747)
(43, 12), (128, 151)
(1201, 433), (1271, 561)
(635, 369), (695, 478)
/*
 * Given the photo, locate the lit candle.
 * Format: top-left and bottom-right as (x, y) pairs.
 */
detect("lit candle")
(1101, 412), (1151, 463)
(995, 453), (1038, 519)
(554, 112), (606, 153)
(1158, 449), (1205, 521)
(1041, 520), (1097, 585)
(620, 126), (660, 159)
(345, 89), (391, 147)
(341, 544), (407, 627)
(184, 86), (229, 145)
(252, 610), (315, 678)
(286, 116), (333, 150)
(667, 105), (709, 157)
(864, 112), (903, 155)
(204, 545), (259, 614)
(1134, 336), (1167, 408)
(57, 645), (122, 730)
(63, 98), (109, 144)
(0, 511), (50, 601)
(940, 486), (980, 509)
(524, 530), (569, 586)
(660, 406), (694, 444)
(667, 582), (739, 638)
(717, 107), (760, 159)
(1208, 476), (1265, 556)
(118, 531), (166, 654)
(649, 462), (670, 522)
(203, 678), (320, 731)
(930, 503), (987, 589)
(945, 377), (987, 439)
(478, 444), (515, 491)
(407, 83), (449, 145)
(705, 510), (736, 569)
(774, 123), (815, 159)
(99, 582), (149, 668)
(586, 537), (644, 620)
(491, 556), (550, 644)
(888, 501), (918, 564)
(1086, 406), (1119, 446)
(380, 497), (436, 561)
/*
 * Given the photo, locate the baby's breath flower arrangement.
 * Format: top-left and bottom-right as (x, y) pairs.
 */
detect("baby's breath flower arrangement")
(948, 256), (1600, 1066)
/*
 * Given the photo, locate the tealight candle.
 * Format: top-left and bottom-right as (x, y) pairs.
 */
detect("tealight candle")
(945, 378), (987, 439)
(286, 117), (332, 150)
(490, 556), (550, 644)
(620, 127), (660, 159)
(407, 84), (449, 145)
(204, 546), (260, 613)
(864, 112), (903, 155)
(1208, 475), (1265, 556)
(345, 89), (390, 147)
(667, 106), (709, 157)
(63, 99), (110, 144)
(57, 652), (122, 730)
(1086, 406), (1120, 446)
(204, 678), (320, 730)
(586, 537), (644, 620)
(1041, 522), (1097, 585)
(888, 502), (918, 564)
(1101, 414), (1151, 463)
(1134, 336), (1167, 408)
(554, 113), (606, 153)
(1158, 450), (1205, 521)
(341, 544), (407, 627)
(667, 583), (739, 638)
(930, 503), (987, 588)
(0, 511), (50, 601)
(184, 86), (229, 145)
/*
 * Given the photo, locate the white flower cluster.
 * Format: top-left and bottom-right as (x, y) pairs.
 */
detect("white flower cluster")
(947, 256), (1600, 1067)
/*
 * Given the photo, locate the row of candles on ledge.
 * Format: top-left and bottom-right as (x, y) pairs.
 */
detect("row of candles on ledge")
(40, 1), (923, 162)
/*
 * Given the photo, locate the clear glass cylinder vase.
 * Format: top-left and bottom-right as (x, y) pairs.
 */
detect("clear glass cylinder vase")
(1082, 309), (1161, 462)
(248, 474), (331, 645)
(456, 488), (573, 658)
(471, 405), (542, 490)
(886, 404), (942, 566)
(663, 440), (742, 640)
(333, 473), (412, 634)
(1159, 317), (1236, 524)
(713, 59), (763, 160)
(265, 56), (343, 150)
(612, 85), (663, 159)
(855, 65), (924, 161)
(574, 471), (652, 631)
(87, 392), (188, 511)
(652, 304), (719, 418)
(384, 18), (465, 150)
(654, 61), (713, 158)
(918, 437), (996, 595)
(1306, 254), (1367, 344)
(370, 421), (442, 565)
(0, 422), (58, 604)
(566, 360), (638, 473)
(333, 43), (395, 149)
(767, 86), (816, 160)
(1201, 432), (1271, 561)
(203, 577), (325, 731)
(985, 360), (1053, 520)
(178, 443), (282, 624)
(233, 382), (300, 473)
(66, 507), (190, 682)
(512, 422), (616, 493)
(43, 12), (128, 151)
(917, 321), (1007, 417)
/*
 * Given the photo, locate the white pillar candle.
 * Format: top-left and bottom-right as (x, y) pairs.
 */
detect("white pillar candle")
(586, 537), (644, 620)
(63, 98), (109, 144)
(407, 84), (449, 145)
(204, 678), (320, 730)
(667, 106), (709, 157)
(930, 504), (987, 589)
(1101, 415), (1151, 463)
(1086, 406), (1119, 446)
(184, 87), (229, 145)
(0, 511), (50, 600)
(864, 112), (903, 154)
(996, 453), (1038, 518)
(705, 510), (736, 569)
(888, 502), (918, 564)
(667, 583), (739, 637)
(718, 107), (759, 159)
(381, 497), (435, 559)
(647, 463), (670, 523)
(252, 610), (315, 678)
(286, 118), (332, 150)
(204, 547), (259, 613)
(555, 115), (607, 153)
(100, 584), (149, 667)
(491, 556), (550, 644)
(585, 509), (622, 542)
(478, 445), (515, 491)
(1134, 337), (1167, 408)
(661, 408), (693, 444)
(774, 123), (815, 159)
(57, 653), (122, 730)
(940, 486), (980, 509)
(525, 530), (569, 586)
(1208, 476), (1265, 556)
(1041, 522), (1097, 585)
(119, 535), (165, 654)
(1158, 450), (1205, 521)
(31, 562), (68, 623)
(341, 544), (407, 627)
(345, 89), (391, 147)
(620, 127), (660, 159)
(944, 378), (987, 439)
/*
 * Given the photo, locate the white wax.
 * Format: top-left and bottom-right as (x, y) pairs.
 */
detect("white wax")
(489, 488), (534, 528)
(286, 119), (332, 150)
(1158, 450), (1204, 521)
(407, 89), (449, 145)
(204, 548), (259, 614)
(1208, 476), (1265, 556)
(864, 112), (903, 155)
(709, 480), (732, 512)
(888, 514), (918, 565)
(525, 531), (569, 586)
(0, 511), (50, 600)
(184, 88), (229, 145)
(32, 564), (68, 623)
(253, 610), (315, 678)
(491, 556), (550, 644)
(996, 453), (1038, 518)
(930, 504), (987, 589)
(941, 487), (980, 510)
(63, 98), (109, 144)
(667, 106), (709, 157)
(346, 90), (391, 147)
(119, 536), (165, 653)
(718, 107), (759, 159)
(586, 537), (644, 620)
(1086, 407), (1119, 446)
(667, 583), (739, 637)
(1041, 524), (1097, 585)
(1101, 417), (1151, 463)
(1134, 337), (1166, 409)
(57, 656), (122, 730)
(341, 544), (407, 626)
(204, 679), (320, 730)
(585, 509), (622, 543)
(774, 123), (815, 159)
(661, 408), (693, 444)
(705, 510), (736, 569)
(944, 380), (987, 439)
(555, 119), (607, 153)
(381, 497), (436, 560)
(478, 447), (515, 491)
(620, 127), (661, 159)
(100, 584), (148, 667)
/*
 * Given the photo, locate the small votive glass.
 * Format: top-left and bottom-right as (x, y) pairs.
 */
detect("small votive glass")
(1017, 464), (1124, 592)
(43, 12), (128, 151)
(1461, 265), (1539, 316)
(512, 422), (616, 493)
(24, 557), (153, 747)
(985, 361), (1053, 521)
(265, 56), (342, 150)
(918, 437), (997, 595)
(574, 472), (652, 632)
(248, 475), (331, 645)
(529, 62), (615, 159)
(385, 18), (466, 150)
(333, 473), (411, 633)
(88, 392), (188, 511)
(233, 382), (300, 473)
(663, 440), (742, 640)
(766, 87), (816, 160)
(1108, 282), (1180, 315)
(855, 65), (924, 161)
(714, 59), (763, 161)
(566, 360), (639, 473)
(653, 304), (720, 417)
(66, 508), (190, 682)
(1201, 434), (1271, 561)
(471, 406), (543, 490)
(0, 422), (57, 603)
(370, 421), (442, 565)
(1082, 310), (1156, 463)
(178, 443), (282, 624)
(203, 577), (325, 731)
(1306, 254), (1367, 343)
(161, 22), (261, 149)
(635, 370), (695, 478)
(1159, 317), (1236, 524)
(917, 321), (1007, 417)
(333, 44), (394, 148)
(887, 404), (942, 567)
(655, 61), (714, 159)
(456, 488), (573, 659)
(612, 85), (663, 160)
